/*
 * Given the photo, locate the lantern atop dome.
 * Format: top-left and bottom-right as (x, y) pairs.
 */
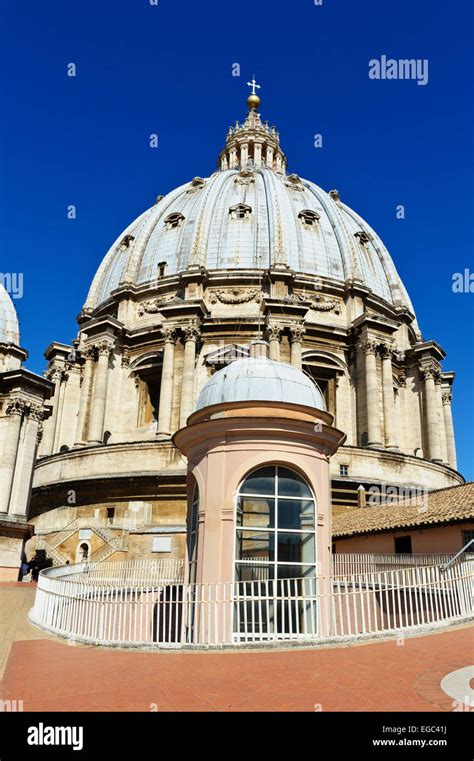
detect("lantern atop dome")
(218, 79), (287, 173)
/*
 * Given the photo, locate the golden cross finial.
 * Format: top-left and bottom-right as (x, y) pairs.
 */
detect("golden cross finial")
(246, 76), (261, 110)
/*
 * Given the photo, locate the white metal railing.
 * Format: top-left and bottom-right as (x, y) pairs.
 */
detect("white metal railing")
(30, 558), (473, 648)
(63, 559), (185, 585)
(440, 540), (474, 572)
(331, 553), (471, 577)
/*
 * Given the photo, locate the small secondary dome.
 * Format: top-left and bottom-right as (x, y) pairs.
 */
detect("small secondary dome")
(0, 283), (20, 345)
(196, 357), (326, 412)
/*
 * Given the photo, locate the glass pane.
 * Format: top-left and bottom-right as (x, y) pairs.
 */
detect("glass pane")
(277, 467), (312, 498)
(277, 565), (316, 580)
(188, 532), (198, 563)
(277, 532), (316, 564)
(278, 499), (315, 530)
(235, 564), (272, 583)
(240, 466), (275, 495)
(236, 530), (274, 562)
(237, 497), (275, 528)
(190, 504), (199, 532)
(188, 562), (197, 584)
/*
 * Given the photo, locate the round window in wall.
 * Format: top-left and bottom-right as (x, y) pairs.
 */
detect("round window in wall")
(235, 465), (317, 582)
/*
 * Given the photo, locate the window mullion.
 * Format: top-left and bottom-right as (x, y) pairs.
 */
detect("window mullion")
(274, 465), (278, 581)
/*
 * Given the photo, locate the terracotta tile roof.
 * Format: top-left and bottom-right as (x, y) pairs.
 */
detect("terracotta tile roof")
(332, 482), (474, 538)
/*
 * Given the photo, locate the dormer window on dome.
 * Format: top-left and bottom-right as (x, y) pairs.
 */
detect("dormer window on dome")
(229, 203), (252, 220)
(119, 234), (135, 250)
(187, 177), (206, 192)
(164, 212), (185, 230)
(355, 230), (372, 246)
(298, 209), (320, 226)
(234, 169), (255, 186)
(286, 174), (305, 191)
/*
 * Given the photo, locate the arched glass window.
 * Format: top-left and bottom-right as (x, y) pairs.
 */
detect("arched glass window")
(187, 486), (199, 584)
(235, 465), (317, 582)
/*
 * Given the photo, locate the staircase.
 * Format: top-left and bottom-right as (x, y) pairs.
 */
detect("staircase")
(36, 538), (69, 566)
(89, 543), (122, 563)
(37, 516), (130, 566)
(87, 519), (125, 550)
(49, 529), (77, 549)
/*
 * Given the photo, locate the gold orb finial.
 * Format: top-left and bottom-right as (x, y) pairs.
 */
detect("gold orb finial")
(246, 76), (261, 110)
(247, 93), (261, 110)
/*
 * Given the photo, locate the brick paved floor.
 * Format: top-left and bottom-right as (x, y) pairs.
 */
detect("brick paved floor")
(0, 584), (472, 712)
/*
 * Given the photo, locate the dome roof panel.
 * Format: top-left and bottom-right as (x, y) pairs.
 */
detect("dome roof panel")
(196, 357), (326, 412)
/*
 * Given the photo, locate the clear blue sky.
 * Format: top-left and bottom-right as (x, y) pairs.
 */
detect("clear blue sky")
(1, 0), (473, 478)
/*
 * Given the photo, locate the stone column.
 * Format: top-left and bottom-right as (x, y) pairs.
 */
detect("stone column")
(442, 391), (457, 469)
(380, 344), (398, 449)
(179, 325), (200, 428)
(435, 379), (448, 464)
(361, 340), (381, 447)
(0, 398), (25, 514)
(41, 368), (62, 455)
(420, 365), (442, 462)
(53, 369), (68, 452)
(157, 326), (177, 435)
(289, 325), (305, 369)
(88, 341), (114, 444)
(74, 346), (96, 446)
(267, 324), (282, 361)
(8, 404), (43, 517)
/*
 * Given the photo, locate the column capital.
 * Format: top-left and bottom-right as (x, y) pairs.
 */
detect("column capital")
(5, 396), (30, 417)
(96, 340), (115, 358)
(46, 366), (63, 383)
(419, 362), (441, 383)
(442, 391), (453, 405)
(378, 341), (395, 359)
(26, 403), (45, 422)
(289, 324), (305, 343)
(161, 325), (178, 344)
(358, 339), (378, 355)
(82, 344), (97, 361)
(182, 323), (201, 343)
(266, 323), (283, 341)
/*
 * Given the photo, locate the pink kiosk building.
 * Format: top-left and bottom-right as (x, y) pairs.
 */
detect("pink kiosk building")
(173, 342), (345, 595)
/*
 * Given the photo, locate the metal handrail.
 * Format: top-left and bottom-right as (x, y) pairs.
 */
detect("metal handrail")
(440, 539), (474, 572)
